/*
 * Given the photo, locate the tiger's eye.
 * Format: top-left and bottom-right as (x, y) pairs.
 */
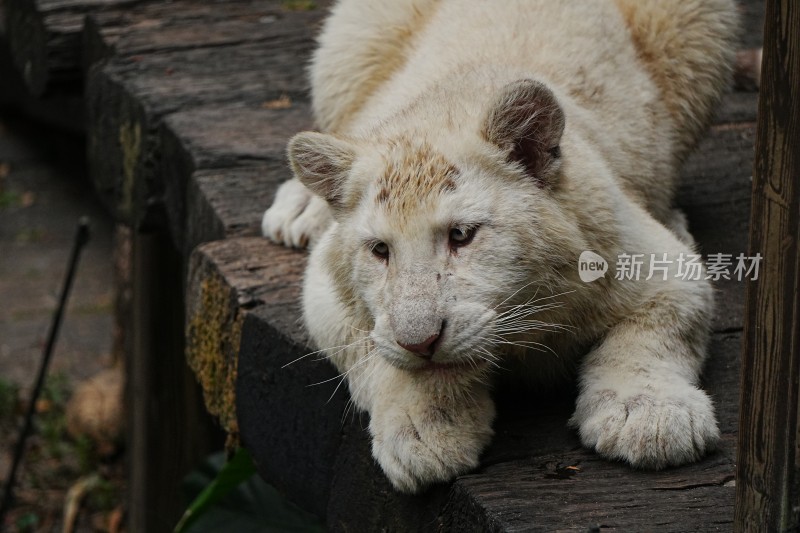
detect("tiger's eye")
(372, 241), (390, 260)
(449, 226), (476, 248)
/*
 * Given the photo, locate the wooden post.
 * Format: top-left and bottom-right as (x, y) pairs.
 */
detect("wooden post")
(128, 229), (222, 532)
(735, 1), (800, 531)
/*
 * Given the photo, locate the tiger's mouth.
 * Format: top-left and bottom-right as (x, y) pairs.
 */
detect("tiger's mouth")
(408, 357), (491, 376)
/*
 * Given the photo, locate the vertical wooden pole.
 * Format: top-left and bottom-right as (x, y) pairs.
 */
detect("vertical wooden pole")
(735, 1), (800, 531)
(128, 230), (222, 532)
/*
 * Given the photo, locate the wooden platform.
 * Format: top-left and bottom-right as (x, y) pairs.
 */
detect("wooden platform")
(0, 0), (766, 530)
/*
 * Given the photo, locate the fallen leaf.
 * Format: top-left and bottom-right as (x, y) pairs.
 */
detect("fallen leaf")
(21, 191), (36, 207)
(63, 473), (102, 533)
(108, 505), (125, 533)
(35, 398), (52, 413)
(262, 94), (292, 109)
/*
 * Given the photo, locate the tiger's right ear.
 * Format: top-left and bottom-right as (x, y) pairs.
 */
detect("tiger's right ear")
(482, 79), (565, 188)
(287, 132), (356, 211)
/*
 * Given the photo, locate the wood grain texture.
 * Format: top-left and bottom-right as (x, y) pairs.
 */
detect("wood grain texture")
(735, 0), (800, 531)
(162, 103), (313, 254)
(85, 0), (325, 62)
(3, 0), (309, 95)
(83, 0), (324, 224)
(183, 163), (289, 256)
(185, 236), (307, 437)
(76, 4), (327, 531)
(2, 0), (135, 95)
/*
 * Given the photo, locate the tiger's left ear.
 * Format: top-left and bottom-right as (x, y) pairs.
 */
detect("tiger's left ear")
(287, 131), (356, 214)
(482, 79), (565, 187)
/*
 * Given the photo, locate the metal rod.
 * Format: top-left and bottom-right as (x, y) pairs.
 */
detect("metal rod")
(0, 217), (91, 523)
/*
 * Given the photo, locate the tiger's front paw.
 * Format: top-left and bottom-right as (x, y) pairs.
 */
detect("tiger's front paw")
(570, 379), (720, 469)
(369, 394), (495, 493)
(262, 178), (332, 249)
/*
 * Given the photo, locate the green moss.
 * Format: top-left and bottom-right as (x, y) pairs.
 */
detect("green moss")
(186, 273), (242, 443)
(118, 120), (141, 220)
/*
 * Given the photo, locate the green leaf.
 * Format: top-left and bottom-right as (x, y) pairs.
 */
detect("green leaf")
(174, 448), (257, 532)
(175, 448), (325, 533)
(15, 512), (40, 532)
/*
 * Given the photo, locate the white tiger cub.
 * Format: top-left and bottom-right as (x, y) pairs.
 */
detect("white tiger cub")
(262, 0), (738, 493)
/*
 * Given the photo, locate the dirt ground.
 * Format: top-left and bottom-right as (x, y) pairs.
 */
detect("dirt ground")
(0, 113), (125, 532)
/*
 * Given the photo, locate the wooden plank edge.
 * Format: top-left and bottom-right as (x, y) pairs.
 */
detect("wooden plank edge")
(3, 0), (139, 95)
(735, 0), (800, 530)
(185, 237), (308, 440)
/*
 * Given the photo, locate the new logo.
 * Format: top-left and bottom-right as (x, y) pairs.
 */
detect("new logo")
(578, 251), (608, 283)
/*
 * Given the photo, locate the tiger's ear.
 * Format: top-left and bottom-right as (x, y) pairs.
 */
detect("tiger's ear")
(287, 132), (356, 211)
(483, 79), (565, 187)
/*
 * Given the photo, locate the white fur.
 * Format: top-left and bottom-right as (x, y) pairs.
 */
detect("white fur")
(262, 178), (332, 248)
(263, 0), (737, 492)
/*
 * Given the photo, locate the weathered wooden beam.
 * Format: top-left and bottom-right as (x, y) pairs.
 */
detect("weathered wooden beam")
(735, 1), (800, 531)
(0, 51), (85, 133)
(2, 0), (136, 95)
(186, 237), (308, 439)
(161, 102), (313, 256)
(83, 0), (323, 224)
(84, 0), (325, 65)
(0, 11), (84, 131)
(76, 5), (326, 532)
(184, 163), (290, 253)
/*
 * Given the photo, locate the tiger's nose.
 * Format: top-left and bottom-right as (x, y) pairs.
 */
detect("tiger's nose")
(398, 333), (440, 358)
(397, 321), (445, 359)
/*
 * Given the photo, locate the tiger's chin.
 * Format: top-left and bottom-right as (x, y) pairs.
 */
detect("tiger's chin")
(409, 357), (492, 375)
